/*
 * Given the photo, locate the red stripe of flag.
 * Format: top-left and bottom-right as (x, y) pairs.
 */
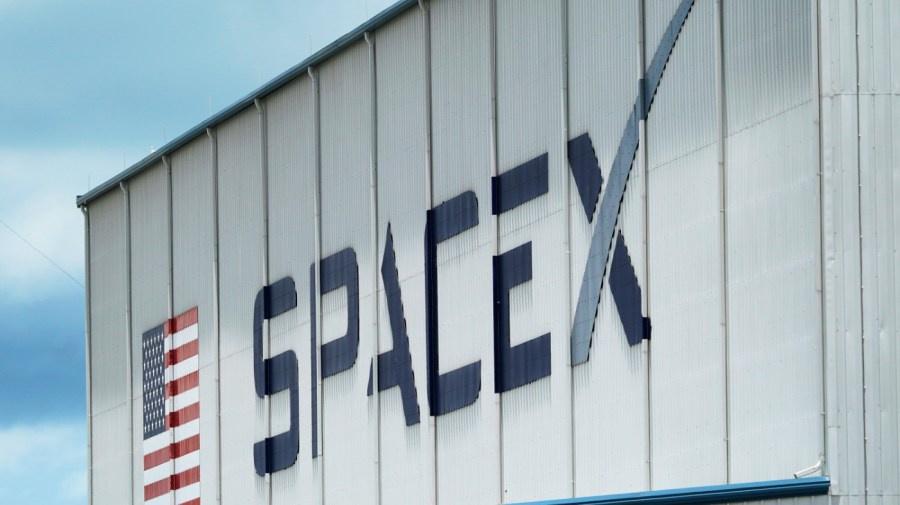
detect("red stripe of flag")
(181, 499), (201, 505)
(165, 340), (199, 367)
(143, 434), (201, 470)
(165, 371), (199, 398)
(167, 402), (200, 428)
(144, 466), (200, 501)
(165, 308), (199, 336)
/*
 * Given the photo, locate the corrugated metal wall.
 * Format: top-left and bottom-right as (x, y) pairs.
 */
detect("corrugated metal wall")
(128, 163), (170, 505)
(568, 0), (648, 497)
(495, 1), (568, 502)
(318, 39), (378, 505)
(216, 106), (266, 505)
(82, 0), (900, 503)
(647, 0), (726, 489)
(429, 0), (499, 504)
(374, 8), (430, 505)
(88, 190), (129, 505)
(722, 0), (823, 483)
(820, 0), (900, 504)
(171, 135), (218, 505)
(265, 76), (318, 505)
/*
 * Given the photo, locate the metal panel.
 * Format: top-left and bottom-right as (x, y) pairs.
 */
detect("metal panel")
(495, 1), (569, 502)
(91, 404), (131, 505)
(89, 191), (128, 415)
(172, 136), (215, 367)
(568, 0), (647, 497)
(722, 0), (824, 483)
(216, 107), (266, 504)
(318, 40), (377, 505)
(724, 0), (814, 136)
(429, 0), (498, 503)
(374, 8), (430, 505)
(88, 187), (130, 505)
(646, 0), (726, 489)
(856, 0), (900, 501)
(220, 348), (265, 504)
(171, 134), (217, 504)
(818, 1), (867, 501)
(128, 162), (170, 505)
(265, 76), (319, 505)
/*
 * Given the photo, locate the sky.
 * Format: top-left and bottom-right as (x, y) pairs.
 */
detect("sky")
(0, 1), (395, 502)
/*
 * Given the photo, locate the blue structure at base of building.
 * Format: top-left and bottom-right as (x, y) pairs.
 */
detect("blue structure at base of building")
(510, 477), (830, 505)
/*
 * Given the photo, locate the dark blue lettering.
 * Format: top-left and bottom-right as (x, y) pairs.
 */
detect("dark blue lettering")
(253, 277), (299, 475)
(425, 191), (481, 416)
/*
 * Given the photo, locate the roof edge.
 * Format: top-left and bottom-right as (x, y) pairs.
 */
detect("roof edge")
(76, 0), (418, 207)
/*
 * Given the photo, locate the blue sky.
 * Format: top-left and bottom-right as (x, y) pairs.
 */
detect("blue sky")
(0, 1), (394, 502)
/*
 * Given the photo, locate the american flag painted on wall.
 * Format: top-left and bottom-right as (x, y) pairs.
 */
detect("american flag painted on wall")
(142, 307), (201, 505)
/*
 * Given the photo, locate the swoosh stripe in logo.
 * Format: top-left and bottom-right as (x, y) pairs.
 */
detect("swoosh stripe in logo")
(571, 0), (695, 365)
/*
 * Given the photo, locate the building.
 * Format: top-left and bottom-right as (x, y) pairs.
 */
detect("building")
(76, 0), (899, 504)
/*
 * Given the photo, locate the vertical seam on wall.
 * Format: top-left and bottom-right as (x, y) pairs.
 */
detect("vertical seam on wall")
(309, 65), (325, 505)
(853, 0), (870, 497)
(561, 0), (574, 498)
(488, 0), (503, 502)
(365, 29), (382, 505)
(207, 127), (222, 505)
(256, 96), (273, 505)
(419, 2), (437, 503)
(713, 0), (732, 483)
(637, 0), (653, 489)
(164, 157), (176, 505)
(120, 181), (134, 505)
(812, 0), (830, 479)
(82, 206), (93, 505)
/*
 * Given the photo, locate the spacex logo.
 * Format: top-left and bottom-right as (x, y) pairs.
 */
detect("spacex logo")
(245, 0), (696, 477)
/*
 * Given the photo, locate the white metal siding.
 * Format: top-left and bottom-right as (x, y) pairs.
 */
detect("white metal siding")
(647, 0), (726, 489)
(88, 190), (129, 505)
(128, 163), (170, 505)
(429, 0), (499, 503)
(171, 135), (217, 505)
(374, 8), (430, 505)
(265, 76), (319, 505)
(495, 1), (570, 502)
(818, 1), (867, 502)
(568, 0), (648, 497)
(855, 0), (900, 502)
(723, 0), (824, 483)
(216, 107), (266, 505)
(318, 40), (378, 505)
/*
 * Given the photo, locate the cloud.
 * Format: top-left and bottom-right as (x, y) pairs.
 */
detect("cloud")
(0, 419), (86, 505)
